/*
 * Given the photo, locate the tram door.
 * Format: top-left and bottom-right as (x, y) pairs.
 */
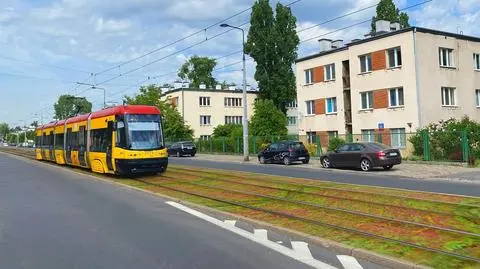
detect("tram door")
(78, 126), (87, 167)
(41, 132), (47, 160)
(65, 128), (73, 164)
(49, 131), (55, 161)
(105, 121), (114, 171)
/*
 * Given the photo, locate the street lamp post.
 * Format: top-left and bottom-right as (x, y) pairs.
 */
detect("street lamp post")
(220, 23), (249, 162)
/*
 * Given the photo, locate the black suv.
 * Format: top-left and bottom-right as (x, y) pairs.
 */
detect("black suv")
(258, 141), (310, 165)
(167, 141), (197, 157)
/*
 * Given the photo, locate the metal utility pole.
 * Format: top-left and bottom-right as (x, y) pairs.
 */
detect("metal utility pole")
(76, 82), (107, 108)
(220, 23), (249, 162)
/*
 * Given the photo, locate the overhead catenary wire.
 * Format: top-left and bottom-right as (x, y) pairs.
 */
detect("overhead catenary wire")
(95, 0), (433, 102)
(93, 0), (305, 87)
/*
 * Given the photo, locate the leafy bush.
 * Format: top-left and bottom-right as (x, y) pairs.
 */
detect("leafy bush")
(305, 143), (317, 157)
(409, 117), (480, 162)
(328, 137), (346, 152)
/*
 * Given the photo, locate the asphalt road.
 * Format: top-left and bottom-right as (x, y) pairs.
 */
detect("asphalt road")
(0, 153), (314, 269)
(170, 158), (480, 197)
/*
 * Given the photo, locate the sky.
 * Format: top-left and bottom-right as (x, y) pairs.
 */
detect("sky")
(0, 0), (478, 126)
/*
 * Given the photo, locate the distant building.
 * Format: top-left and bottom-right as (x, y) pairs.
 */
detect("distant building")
(295, 21), (480, 152)
(161, 85), (258, 139)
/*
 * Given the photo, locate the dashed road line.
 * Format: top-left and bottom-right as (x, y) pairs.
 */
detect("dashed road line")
(337, 255), (363, 269)
(166, 201), (338, 269)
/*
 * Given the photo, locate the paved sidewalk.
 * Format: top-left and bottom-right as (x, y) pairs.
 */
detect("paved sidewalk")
(183, 154), (480, 183)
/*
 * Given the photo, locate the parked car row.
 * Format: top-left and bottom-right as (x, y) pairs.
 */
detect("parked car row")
(166, 139), (402, 172)
(257, 141), (401, 171)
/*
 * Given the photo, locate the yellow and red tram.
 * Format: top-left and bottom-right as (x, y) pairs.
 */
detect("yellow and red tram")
(35, 105), (168, 175)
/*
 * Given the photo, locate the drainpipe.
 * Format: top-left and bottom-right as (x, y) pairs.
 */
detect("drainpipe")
(413, 28), (423, 129)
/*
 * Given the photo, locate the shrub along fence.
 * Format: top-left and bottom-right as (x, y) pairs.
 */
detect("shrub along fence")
(166, 130), (476, 163)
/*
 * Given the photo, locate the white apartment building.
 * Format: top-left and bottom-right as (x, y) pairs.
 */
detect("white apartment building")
(296, 21), (480, 152)
(161, 86), (258, 138)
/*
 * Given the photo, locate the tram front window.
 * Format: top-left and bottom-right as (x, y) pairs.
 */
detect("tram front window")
(126, 114), (163, 150)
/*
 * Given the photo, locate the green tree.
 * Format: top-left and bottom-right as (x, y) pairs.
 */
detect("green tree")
(178, 56), (217, 88)
(0, 123), (9, 140)
(30, 121), (39, 128)
(212, 124), (243, 138)
(371, 0), (410, 33)
(245, 0), (299, 113)
(250, 99), (287, 136)
(54, 95), (92, 120)
(123, 84), (194, 140)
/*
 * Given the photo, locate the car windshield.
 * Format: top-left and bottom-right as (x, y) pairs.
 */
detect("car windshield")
(289, 142), (305, 149)
(181, 142), (195, 147)
(368, 143), (390, 150)
(126, 114), (163, 150)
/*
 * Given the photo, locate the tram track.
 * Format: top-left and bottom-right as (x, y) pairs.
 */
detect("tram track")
(159, 168), (480, 234)
(136, 176), (480, 264)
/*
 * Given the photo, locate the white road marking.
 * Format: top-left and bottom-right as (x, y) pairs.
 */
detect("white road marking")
(166, 201), (338, 269)
(292, 241), (315, 262)
(253, 229), (268, 241)
(337, 255), (363, 269)
(224, 220), (237, 227)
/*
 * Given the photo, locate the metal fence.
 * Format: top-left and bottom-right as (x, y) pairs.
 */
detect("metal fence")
(166, 130), (475, 163)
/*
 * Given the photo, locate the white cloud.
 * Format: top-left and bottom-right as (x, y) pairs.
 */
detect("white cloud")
(94, 17), (132, 33)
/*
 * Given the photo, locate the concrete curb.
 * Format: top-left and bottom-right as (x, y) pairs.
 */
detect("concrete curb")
(0, 151), (434, 269)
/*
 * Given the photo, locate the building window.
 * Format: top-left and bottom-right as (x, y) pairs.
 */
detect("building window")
(225, 97), (242, 107)
(327, 131), (338, 139)
(388, 47), (402, 68)
(199, 97), (210, 106)
(476, 90), (480, 107)
(441, 87), (456, 106)
(287, 100), (298, 108)
(474, 53), (480, 70)
(361, 129), (375, 142)
(200, 115), (211, 126)
(225, 116), (243, 124)
(439, 48), (454, 67)
(306, 100), (315, 115)
(326, 97), (337, 114)
(324, 64), (335, 81)
(360, 91), (373, 110)
(287, 116), (297, 126)
(306, 131), (317, 144)
(389, 87), (404, 107)
(359, 54), (372, 73)
(305, 69), (313, 84)
(391, 128), (406, 148)
(200, 135), (211, 140)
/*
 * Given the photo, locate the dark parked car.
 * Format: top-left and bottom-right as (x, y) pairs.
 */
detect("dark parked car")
(167, 141), (197, 157)
(320, 142), (401, 171)
(258, 141), (310, 165)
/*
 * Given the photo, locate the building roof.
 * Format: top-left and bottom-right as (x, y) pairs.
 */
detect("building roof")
(161, 87), (259, 97)
(296, 26), (480, 63)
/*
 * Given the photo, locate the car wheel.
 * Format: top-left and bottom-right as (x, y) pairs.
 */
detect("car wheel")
(383, 165), (393, 170)
(176, 152), (181, 157)
(360, 158), (372, 171)
(321, 157), (331, 168)
(259, 156), (266, 164)
(283, 157), (291, 165)
(191, 153), (196, 157)
(302, 159), (309, 164)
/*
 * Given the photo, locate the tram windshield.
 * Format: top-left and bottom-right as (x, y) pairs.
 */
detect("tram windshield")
(124, 114), (163, 150)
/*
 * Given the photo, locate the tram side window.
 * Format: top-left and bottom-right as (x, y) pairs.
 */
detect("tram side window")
(116, 121), (126, 148)
(36, 135), (41, 147)
(90, 128), (108, 152)
(55, 133), (64, 149)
